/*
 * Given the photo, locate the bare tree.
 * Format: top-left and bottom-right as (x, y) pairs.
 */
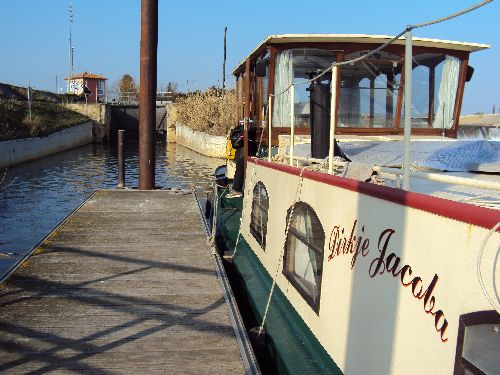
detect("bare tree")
(166, 81), (178, 93)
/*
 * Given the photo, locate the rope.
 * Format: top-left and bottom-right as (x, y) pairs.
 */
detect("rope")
(228, 165), (257, 259)
(410, 0), (494, 29)
(477, 221), (500, 313)
(268, 0), (493, 100)
(257, 166), (310, 336)
(209, 184), (229, 244)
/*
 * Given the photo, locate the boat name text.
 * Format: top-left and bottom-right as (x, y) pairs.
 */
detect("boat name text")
(328, 220), (448, 342)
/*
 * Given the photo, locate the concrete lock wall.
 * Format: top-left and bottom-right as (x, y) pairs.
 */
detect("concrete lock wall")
(0, 121), (93, 169)
(64, 103), (110, 142)
(175, 124), (226, 158)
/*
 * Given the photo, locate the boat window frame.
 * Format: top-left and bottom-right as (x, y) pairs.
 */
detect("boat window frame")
(262, 43), (469, 139)
(250, 181), (269, 250)
(453, 310), (500, 375)
(282, 201), (325, 314)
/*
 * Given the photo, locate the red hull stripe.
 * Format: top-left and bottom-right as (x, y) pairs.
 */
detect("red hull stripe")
(248, 158), (500, 231)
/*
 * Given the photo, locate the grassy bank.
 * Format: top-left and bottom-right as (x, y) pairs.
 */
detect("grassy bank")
(0, 100), (89, 141)
(167, 88), (236, 136)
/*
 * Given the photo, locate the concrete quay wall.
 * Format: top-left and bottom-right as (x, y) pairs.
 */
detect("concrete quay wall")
(175, 124), (226, 158)
(0, 121), (93, 169)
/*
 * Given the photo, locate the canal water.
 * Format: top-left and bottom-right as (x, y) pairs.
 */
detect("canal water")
(0, 142), (222, 279)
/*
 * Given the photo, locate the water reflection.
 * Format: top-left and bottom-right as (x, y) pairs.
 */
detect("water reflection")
(0, 142), (222, 278)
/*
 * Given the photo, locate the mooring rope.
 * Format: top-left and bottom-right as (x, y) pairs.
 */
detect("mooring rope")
(209, 184), (229, 245)
(410, 0), (494, 29)
(228, 165), (257, 259)
(257, 166), (311, 336)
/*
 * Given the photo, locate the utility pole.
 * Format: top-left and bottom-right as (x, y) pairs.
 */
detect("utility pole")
(27, 81), (32, 124)
(222, 26), (227, 90)
(68, 3), (73, 93)
(138, 0), (158, 190)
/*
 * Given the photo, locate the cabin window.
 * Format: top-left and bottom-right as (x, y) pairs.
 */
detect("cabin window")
(283, 202), (325, 312)
(250, 182), (269, 249)
(401, 53), (460, 129)
(339, 51), (402, 128)
(454, 311), (500, 375)
(273, 48), (336, 128)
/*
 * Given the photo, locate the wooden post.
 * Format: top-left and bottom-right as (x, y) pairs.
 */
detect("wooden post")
(268, 96), (272, 162)
(369, 78), (375, 127)
(386, 71), (394, 123)
(453, 58), (469, 135)
(118, 130), (125, 188)
(257, 76), (263, 126)
(235, 77), (239, 121)
(428, 66), (435, 127)
(244, 59), (251, 172)
(289, 84), (295, 167)
(267, 47), (277, 146)
(395, 66), (405, 129)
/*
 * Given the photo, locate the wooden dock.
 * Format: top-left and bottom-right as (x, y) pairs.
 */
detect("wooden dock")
(0, 190), (253, 374)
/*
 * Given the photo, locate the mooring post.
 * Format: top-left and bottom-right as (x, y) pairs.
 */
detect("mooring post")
(118, 130), (125, 188)
(139, 0), (158, 190)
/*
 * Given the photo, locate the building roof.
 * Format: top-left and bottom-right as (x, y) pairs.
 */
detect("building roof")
(233, 33), (490, 75)
(65, 72), (108, 80)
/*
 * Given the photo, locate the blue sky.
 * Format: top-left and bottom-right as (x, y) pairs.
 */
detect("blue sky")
(0, 0), (497, 114)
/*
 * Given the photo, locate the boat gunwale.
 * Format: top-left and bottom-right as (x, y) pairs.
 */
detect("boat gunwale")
(247, 157), (500, 231)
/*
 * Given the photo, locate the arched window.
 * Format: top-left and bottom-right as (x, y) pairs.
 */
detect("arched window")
(283, 202), (325, 312)
(250, 182), (269, 249)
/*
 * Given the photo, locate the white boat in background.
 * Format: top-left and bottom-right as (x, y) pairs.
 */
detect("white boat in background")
(212, 33), (500, 375)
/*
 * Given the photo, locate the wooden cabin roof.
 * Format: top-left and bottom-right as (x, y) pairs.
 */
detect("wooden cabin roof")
(232, 33), (490, 75)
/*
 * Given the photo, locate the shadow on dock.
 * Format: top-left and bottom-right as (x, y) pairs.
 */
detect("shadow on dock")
(0, 190), (245, 374)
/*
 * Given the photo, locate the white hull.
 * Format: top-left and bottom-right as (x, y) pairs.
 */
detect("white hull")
(238, 158), (499, 375)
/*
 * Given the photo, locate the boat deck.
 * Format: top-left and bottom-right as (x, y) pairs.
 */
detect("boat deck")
(0, 190), (249, 374)
(277, 136), (500, 208)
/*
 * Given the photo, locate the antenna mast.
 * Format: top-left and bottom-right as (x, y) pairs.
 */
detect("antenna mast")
(68, 3), (73, 93)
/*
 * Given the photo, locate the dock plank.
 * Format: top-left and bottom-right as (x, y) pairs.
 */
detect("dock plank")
(0, 190), (245, 374)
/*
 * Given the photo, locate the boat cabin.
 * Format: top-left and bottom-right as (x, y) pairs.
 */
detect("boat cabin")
(220, 34), (499, 375)
(233, 34), (488, 156)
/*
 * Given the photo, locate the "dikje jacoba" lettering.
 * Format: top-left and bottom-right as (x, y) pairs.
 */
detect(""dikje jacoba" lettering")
(328, 222), (449, 342)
